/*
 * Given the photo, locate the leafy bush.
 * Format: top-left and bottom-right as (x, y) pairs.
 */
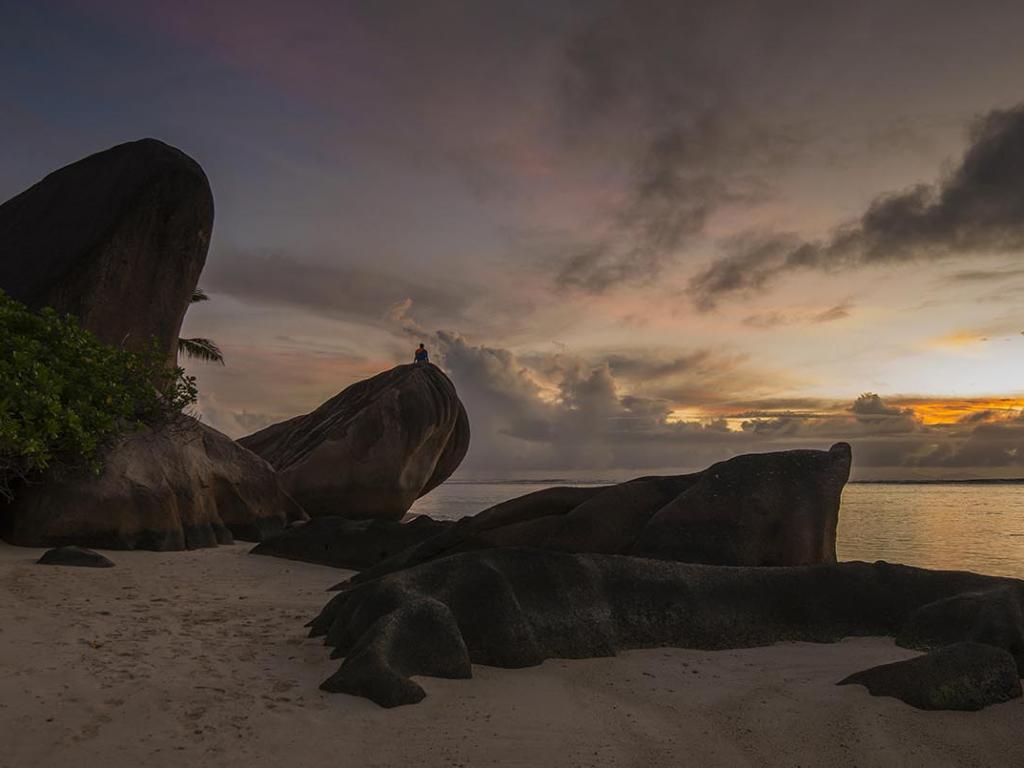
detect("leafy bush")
(0, 291), (197, 500)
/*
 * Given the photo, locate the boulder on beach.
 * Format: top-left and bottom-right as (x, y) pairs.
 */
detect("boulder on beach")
(251, 515), (454, 570)
(37, 545), (115, 568)
(2, 415), (306, 550)
(240, 363), (470, 521)
(0, 138), (214, 364)
(897, 586), (1024, 673)
(309, 548), (1024, 707)
(838, 642), (1023, 711)
(332, 442), (851, 585)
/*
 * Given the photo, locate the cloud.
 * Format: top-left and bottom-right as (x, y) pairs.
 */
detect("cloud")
(851, 392), (908, 418)
(945, 267), (1024, 283)
(554, 119), (785, 293)
(193, 391), (279, 437)
(813, 302), (854, 324)
(429, 333), (978, 473)
(908, 418), (1024, 468)
(743, 301), (853, 329)
(690, 104), (1024, 307)
(552, 2), (806, 294)
(203, 250), (471, 324)
(387, 298), (429, 339)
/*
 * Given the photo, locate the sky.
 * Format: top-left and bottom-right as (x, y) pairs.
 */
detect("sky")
(3, 0), (1024, 478)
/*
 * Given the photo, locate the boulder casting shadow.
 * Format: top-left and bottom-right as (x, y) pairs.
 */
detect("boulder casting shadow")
(324, 442), (852, 587)
(0, 138), (213, 365)
(2, 415), (306, 550)
(241, 363), (470, 521)
(838, 642), (1022, 711)
(37, 546), (115, 568)
(0, 139), (308, 551)
(308, 548), (1024, 708)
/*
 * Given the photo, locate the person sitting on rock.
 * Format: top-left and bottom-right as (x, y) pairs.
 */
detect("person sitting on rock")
(414, 343), (429, 364)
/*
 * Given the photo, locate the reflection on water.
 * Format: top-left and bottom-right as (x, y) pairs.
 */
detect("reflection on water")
(838, 484), (1024, 578)
(411, 481), (1024, 579)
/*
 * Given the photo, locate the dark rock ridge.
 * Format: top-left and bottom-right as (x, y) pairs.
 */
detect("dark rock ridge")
(240, 363), (470, 521)
(331, 442), (851, 587)
(0, 138), (214, 364)
(308, 548), (1024, 707)
(2, 415), (306, 550)
(838, 642), (1022, 711)
(37, 545), (115, 568)
(251, 515), (453, 570)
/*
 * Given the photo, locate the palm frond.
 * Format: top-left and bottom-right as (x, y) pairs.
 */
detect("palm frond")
(190, 287), (210, 303)
(178, 337), (224, 364)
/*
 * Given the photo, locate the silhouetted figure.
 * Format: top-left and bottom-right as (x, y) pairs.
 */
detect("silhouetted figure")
(414, 343), (429, 363)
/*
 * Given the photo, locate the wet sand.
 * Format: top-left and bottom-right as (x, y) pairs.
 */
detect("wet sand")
(1, 541), (1021, 768)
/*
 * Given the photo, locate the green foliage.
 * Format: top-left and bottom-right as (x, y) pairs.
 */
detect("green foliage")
(0, 291), (197, 500)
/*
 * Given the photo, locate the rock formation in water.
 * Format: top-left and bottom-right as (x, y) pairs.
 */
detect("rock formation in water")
(37, 546), (115, 568)
(251, 515), (454, 570)
(838, 642), (1022, 711)
(308, 548), (1024, 707)
(240, 363), (470, 521)
(3, 415), (305, 550)
(326, 442), (851, 586)
(0, 138), (214, 364)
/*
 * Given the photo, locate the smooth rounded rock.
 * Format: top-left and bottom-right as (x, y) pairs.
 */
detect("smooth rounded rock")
(241, 363), (470, 521)
(838, 642), (1023, 711)
(0, 138), (214, 364)
(3, 415), (306, 551)
(37, 546), (115, 568)
(310, 549), (1024, 708)
(341, 442), (852, 585)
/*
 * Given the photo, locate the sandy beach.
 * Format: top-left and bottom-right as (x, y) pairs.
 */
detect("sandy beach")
(0, 542), (1020, 768)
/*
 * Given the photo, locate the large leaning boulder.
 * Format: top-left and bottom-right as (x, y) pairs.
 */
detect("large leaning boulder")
(0, 138), (213, 364)
(1, 415), (305, 550)
(330, 442), (851, 585)
(309, 549), (1024, 707)
(240, 363), (470, 521)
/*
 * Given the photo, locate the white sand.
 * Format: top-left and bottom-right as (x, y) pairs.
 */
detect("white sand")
(1, 541), (1021, 768)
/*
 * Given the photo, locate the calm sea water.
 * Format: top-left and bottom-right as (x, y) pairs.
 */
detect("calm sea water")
(410, 480), (1024, 579)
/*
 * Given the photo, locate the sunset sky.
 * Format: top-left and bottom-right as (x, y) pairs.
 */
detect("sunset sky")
(4, 0), (1024, 477)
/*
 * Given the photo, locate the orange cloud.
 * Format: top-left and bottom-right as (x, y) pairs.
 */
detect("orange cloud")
(896, 398), (1024, 425)
(926, 330), (989, 349)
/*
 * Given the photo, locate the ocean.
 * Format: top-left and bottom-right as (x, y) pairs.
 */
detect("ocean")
(410, 478), (1024, 579)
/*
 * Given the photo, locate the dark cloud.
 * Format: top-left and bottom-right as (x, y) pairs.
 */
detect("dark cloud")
(743, 301), (853, 329)
(423, 335), (1024, 474)
(602, 350), (717, 381)
(691, 104), (1024, 307)
(937, 268), (1024, 286)
(851, 393), (908, 417)
(944, 267), (1024, 283)
(958, 409), (996, 424)
(204, 250), (470, 322)
(554, 119), (783, 293)
(552, 1), (807, 293)
(742, 311), (790, 330)
(813, 302), (854, 323)
(908, 419), (1024, 468)
(202, 249), (537, 338)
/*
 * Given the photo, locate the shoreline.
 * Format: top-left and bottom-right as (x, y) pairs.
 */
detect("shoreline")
(2, 541), (1022, 767)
